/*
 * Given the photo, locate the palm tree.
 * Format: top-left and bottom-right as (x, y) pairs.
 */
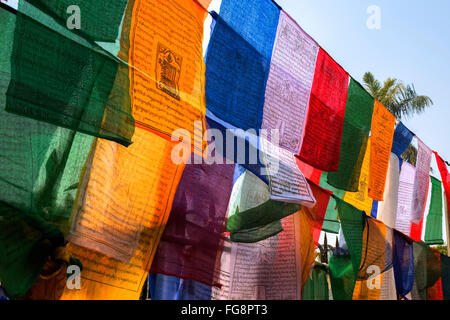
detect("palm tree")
(363, 72), (434, 165)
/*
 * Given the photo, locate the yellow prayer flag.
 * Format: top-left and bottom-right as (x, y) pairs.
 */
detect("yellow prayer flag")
(344, 138), (373, 215)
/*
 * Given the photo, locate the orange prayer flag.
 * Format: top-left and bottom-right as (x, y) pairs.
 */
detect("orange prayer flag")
(368, 101), (396, 201)
(299, 209), (318, 289)
(352, 275), (383, 300)
(61, 128), (185, 300)
(62, 1), (209, 299)
(120, 0), (209, 154)
(352, 219), (387, 300)
(60, 242), (148, 300)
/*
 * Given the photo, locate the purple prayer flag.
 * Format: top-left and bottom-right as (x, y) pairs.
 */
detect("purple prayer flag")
(150, 153), (235, 287)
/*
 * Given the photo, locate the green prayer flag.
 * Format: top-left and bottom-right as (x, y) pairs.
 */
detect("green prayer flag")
(6, 5), (134, 147)
(321, 197), (341, 234)
(227, 168), (295, 243)
(230, 220), (283, 243)
(336, 199), (365, 277)
(0, 7), (93, 297)
(0, 7), (95, 233)
(327, 79), (373, 191)
(227, 200), (300, 233)
(0, 201), (65, 298)
(329, 251), (355, 300)
(320, 172), (345, 234)
(303, 263), (330, 300)
(412, 241), (442, 300)
(330, 198), (365, 299)
(424, 177), (444, 245)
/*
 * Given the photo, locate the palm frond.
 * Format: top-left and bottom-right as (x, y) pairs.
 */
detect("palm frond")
(379, 78), (398, 100)
(363, 72), (382, 99)
(395, 84), (434, 119)
(379, 78), (404, 114)
(363, 72), (434, 121)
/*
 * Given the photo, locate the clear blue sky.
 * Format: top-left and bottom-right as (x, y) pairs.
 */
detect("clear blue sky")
(207, 0), (450, 168)
(276, 0), (450, 165)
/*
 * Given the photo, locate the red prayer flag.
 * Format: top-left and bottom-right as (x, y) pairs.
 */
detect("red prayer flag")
(410, 219), (424, 242)
(296, 158), (323, 186)
(299, 48), (349, 171)
(427, 248), (444, 300)
(299, 182), (332, 288)
(428, 277), (444, 300)
(434, 151), (450, 213)
(308, 182), (333, 244)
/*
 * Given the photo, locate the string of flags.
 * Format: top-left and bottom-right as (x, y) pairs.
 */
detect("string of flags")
(0, 0), (449, 300)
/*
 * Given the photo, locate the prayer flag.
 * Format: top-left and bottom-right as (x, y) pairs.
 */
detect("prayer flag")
(424, 177), (444, 245)
(411, 139), (432, 223)
(299, 49), (349, 171)
(376, 153), (400, 229)
(260, 11), (319, 154)
(391, 122), (414, 158)
(327, 79), (373, 191)
(124, 0), (209, 153)
(302, 264), (329, 300)
(343, 138), (373, 215)
(150, 151), (235, 287)
(205, 0), (279, 131)
(393, 230), (415, 300)
(7, 4), (135, 146)
(411, 241), (441, 300)
(368, 101), (396, 201)
(68, 128), (185, 262)
(395, 161), (416, 236)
